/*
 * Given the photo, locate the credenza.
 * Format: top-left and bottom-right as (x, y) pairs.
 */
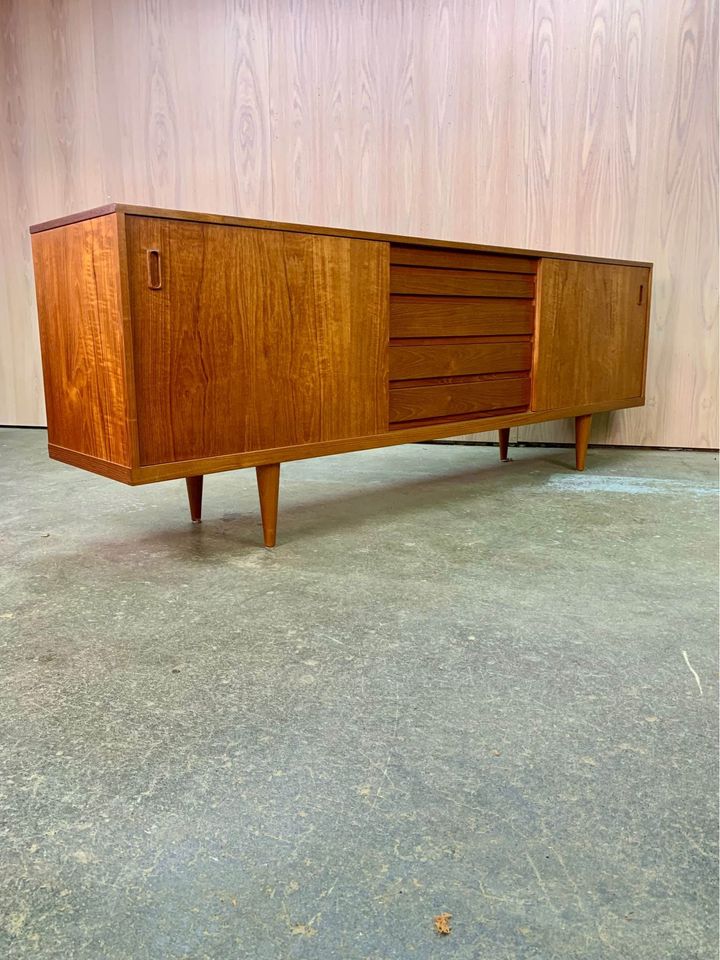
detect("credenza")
(30, 205), (652, 546)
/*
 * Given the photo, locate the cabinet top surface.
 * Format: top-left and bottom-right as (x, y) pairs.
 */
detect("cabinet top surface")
(29, 202), (653, 267)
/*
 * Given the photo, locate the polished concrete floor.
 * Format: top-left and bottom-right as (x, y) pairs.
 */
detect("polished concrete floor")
(1, 427), (717, 960)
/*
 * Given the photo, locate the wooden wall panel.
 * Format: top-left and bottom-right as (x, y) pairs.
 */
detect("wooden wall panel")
(512, 0), (719, 448)
(1, 0), (717, 447)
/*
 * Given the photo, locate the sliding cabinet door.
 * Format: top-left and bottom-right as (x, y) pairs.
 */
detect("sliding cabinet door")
(125, 217), (388, 465)
(533, 259), (650, 412)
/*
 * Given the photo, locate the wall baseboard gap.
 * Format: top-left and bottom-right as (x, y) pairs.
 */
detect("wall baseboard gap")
(423, 440), (719, 454)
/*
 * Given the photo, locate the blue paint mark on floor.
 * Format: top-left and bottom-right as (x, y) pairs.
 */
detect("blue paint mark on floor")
(546, 474), (718, 497)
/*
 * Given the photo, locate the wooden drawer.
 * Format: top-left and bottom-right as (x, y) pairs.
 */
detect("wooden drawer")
(390, 245), (538, 274)
(390, 341), (531, 380)
(389, 376), (530, 423)
(390, 296), (535, 337)
(390, 265), (535, 297)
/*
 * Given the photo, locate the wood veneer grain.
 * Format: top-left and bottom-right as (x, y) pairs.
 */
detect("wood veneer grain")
(390, 377), (530, 423)
(125, 217), (389, 464)
(390, 342), (532, 380)
(390, 266), (535, 298)
(31, 215), (132, 466)
(389, 246), (538, 274)
(7, 1), (716, 446)
(390, 297), (535, 338)
(532, 259), (650, 411)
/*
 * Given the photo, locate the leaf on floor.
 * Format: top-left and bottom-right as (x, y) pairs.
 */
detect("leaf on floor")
(434, 912), (452, 935)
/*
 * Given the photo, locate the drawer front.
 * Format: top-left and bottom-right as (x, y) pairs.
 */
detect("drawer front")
(389, 376), (530, 423)
(387, 242), (536, 427)
(390, 245), (538, 274)
(390, 265), (535, 298)
(390, 341), (531, 380)
(390, 297), (535, 337)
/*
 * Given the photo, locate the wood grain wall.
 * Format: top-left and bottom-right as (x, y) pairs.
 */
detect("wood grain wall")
(1, 0), (717, 447)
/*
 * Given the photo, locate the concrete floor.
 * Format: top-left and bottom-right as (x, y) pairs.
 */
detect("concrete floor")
(0, 427), (717, 960)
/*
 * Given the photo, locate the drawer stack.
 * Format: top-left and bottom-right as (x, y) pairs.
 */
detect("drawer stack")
(389, 244), (537, 427)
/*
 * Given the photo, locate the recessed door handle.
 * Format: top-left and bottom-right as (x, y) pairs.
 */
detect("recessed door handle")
(147, 249), (162, 289)
(637, 284), (644, 306)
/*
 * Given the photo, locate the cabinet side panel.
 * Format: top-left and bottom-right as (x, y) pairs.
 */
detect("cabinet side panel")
(31, 214), (132, 466)
(126, 217), (388, 465)
(532, 259), (650, 412)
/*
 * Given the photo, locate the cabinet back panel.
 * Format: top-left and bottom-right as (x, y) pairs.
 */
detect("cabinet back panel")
(126, 218), (388, 464)
(31, 215), (132, 466)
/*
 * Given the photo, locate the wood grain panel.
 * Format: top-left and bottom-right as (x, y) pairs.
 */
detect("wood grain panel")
(390, 377), (530, 424)
(514, 0), (718, 447)
(390, 266), (535, 298)
(390, 342), (532, 380)
(30, 215), (132, 465)
(391, 297), (535, 338)
(126, 217), (388, 464)
(533, 259), (650, 411)
(390, 246), (538, 274)
(1, 0), (717, 447)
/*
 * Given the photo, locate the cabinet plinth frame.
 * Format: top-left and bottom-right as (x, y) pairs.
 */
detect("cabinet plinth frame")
(31, 203), (653, 546)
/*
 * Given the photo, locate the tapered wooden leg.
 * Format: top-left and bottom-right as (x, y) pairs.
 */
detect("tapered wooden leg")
(185, 475), (203, 522)
(498, 427), (510, 461)
(256, 463), (280, 547)
(575, 414), (592, 471)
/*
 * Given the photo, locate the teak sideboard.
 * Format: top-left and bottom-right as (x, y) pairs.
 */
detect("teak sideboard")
(30, 205), (652, 547)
